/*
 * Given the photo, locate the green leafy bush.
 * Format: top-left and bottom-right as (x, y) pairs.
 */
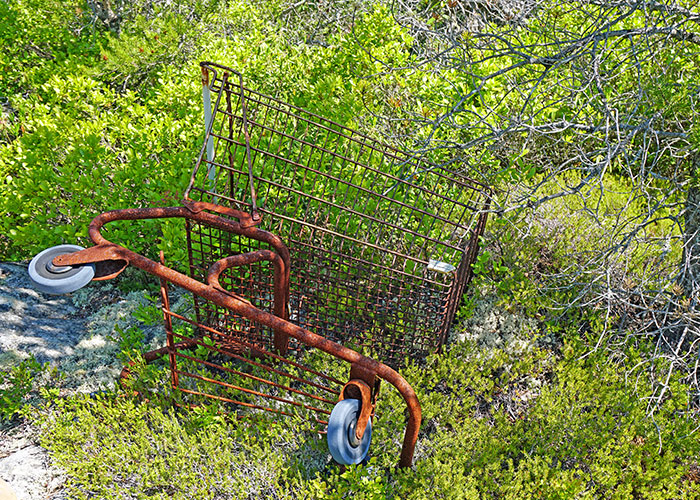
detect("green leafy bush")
(0, 66), (201, 261)
(0, 0), (439, 263)
(0, 0), (99, 97)
(0, 355), (56, 421)
(37, 394), (324, 499)
(32, 337), (700, 498)
(0, 356), (40, 420)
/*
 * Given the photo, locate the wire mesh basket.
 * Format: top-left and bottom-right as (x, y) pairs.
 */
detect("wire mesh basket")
(184, 62), (490, 367)
(29, 61), (490, 467)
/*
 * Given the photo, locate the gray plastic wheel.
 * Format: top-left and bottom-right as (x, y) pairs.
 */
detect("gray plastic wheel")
(327, 398), (372, 465)
(28, 245), (95, 295)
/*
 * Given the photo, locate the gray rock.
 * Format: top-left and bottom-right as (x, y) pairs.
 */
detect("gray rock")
(0, 478), (18, 500)
(0, 423), (64, 500)
(0, 263), (83, 365)
(0, 262), (165, 500)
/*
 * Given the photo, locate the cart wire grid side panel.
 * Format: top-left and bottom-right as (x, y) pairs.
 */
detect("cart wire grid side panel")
(184, 62), (491, 368)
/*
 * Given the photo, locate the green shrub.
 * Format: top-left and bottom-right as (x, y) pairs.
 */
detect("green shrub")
(3, 1), (699, 498)
(0, 1), (440, 262)
(36, 394), (323, 499)
(387, 343), (700, 499)
(0, 0), (100, 97)
(0, 356), (41, 420)
(0, 355), (58, 421)
(29, 307), (700, 498)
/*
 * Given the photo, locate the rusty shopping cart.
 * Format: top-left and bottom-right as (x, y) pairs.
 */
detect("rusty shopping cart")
(28, 62), (490, 467)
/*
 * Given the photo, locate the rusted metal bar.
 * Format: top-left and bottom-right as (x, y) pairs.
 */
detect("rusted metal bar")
(176, 367), (332, 416)
(436, 198), (492, 351)
(49, 61), (496, 470)
(206, 249), (290, 354)
(159, 251), (179, 389)
(164, 309), (344, 390)
(174, 349), (336, 406)
(33, 61), (497, 471)
(177, 387), (329, 427)
(118, 339), (196, 383)
(340, 379), (374, 442)
(182, 63), (492, 369)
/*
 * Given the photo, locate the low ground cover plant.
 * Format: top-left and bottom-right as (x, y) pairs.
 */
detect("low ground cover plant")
(2, 0), (699, 498)
(24, 338), (699, 499)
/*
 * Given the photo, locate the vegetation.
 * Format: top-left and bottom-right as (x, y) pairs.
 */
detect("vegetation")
(1, 0), (699, 498)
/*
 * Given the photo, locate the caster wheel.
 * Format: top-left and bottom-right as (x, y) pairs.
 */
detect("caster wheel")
(28, 245), (95, 295)
(327, 398), (372, 465)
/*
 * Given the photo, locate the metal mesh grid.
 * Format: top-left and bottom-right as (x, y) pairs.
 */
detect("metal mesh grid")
(160, 282), (344, 428)
(186, 220), (277, 349)
(184, 62), (490, 366)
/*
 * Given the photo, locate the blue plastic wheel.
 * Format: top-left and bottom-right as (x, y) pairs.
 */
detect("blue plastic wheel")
(327, 398), (372, 465)
(28, 245), (95, 295)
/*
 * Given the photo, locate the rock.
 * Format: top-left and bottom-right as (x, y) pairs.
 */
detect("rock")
(0, 262), (164, 391)
(0, 263), (83, 365)
(452, 295), (539, 354)
(0, 262), (166, 499)
(0, 478), (18, 500)
(0, 422), (64, 500)
(0, 445), (63, 500)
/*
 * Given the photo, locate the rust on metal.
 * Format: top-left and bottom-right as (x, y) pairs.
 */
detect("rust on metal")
(206, 249), (290, 354)
(53, 62), (490, 468)
(159, 251), (179, 389)
(348, 363), (378, 392)
(58, 204), (423, 467)
(340, 379), (374, 441)
(183, 62), (491, 366)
